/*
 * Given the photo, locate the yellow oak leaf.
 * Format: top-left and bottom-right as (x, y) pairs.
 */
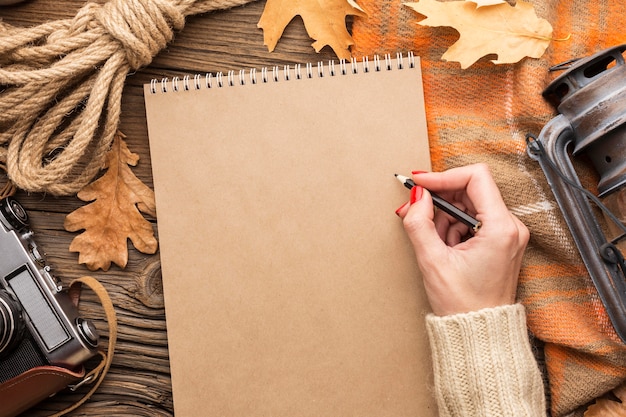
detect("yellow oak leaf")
(584, 383), (626, 416)
(258, 0), (366, 60)
(64, 131), (158, 271)
(404, 0), (553, 69)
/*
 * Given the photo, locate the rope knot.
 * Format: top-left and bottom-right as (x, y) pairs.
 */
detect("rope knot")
(93, 0), (185, 70)
(0, 0), (253, 195)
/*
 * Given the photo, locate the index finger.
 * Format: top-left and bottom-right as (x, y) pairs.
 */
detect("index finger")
(412, 164), (509, 220)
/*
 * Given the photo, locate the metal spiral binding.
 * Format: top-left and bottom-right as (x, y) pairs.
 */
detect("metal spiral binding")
(149, 52), (415, 94)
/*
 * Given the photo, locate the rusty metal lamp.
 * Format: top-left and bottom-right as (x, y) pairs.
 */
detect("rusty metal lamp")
(527, 44), (626, 342)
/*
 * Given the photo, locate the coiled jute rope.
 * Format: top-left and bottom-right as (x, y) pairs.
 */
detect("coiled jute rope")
(0, 0), (255, 196)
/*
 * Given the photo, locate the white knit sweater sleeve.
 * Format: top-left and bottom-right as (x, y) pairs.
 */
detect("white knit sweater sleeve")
(426, 304), (547, 417)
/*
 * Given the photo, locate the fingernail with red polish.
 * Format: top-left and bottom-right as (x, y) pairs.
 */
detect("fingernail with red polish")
(395, 202), (409, 216)
(412, 170), (428, 175)
(410, 185), (423, 204)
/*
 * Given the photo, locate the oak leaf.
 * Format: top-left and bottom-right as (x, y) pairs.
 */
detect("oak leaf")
(584, 383), (626, 416)
(404, 0), (553, 69)
(64, 132), (158, 271)
(258, 0), (366, 60)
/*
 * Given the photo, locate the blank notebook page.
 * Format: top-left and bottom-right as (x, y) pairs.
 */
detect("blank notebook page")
(143, 54), (437, 417)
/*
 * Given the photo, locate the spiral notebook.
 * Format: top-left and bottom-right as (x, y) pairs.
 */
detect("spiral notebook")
(143, 53), (436, 417)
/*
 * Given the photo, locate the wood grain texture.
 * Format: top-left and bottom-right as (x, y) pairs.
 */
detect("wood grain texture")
(0, 0), (341, 414)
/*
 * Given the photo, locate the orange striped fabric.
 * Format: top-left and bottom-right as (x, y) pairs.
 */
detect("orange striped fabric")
(350, 1), (626, 416)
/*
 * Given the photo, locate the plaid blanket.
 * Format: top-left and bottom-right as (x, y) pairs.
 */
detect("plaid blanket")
(350, 1), (626, 416)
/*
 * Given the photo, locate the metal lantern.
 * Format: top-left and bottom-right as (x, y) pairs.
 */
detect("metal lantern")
(527, 44), (626, 342)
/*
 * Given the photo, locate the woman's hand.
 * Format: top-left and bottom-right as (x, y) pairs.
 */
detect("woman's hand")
(395, 164), (529, 316)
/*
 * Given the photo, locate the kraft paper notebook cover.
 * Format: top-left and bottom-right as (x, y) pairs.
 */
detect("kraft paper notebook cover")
(143, 53), (436, 416)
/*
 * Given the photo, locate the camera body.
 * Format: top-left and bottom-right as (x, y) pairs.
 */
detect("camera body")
(0, 196), (99, 384)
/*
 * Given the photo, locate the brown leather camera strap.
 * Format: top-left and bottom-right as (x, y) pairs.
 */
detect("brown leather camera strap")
(0, 365), (86, 417)
(49, 275), (118, 417)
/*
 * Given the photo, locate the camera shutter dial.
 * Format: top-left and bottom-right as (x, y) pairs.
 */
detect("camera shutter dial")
(0, 290), (25, 357)
(76, 318), (99, 347)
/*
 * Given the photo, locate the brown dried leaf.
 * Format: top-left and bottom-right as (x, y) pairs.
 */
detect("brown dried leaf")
(404, 0), (553, 69)
(64, 132), (158, 271)
(585, 383), (626, 416)
(258, 0), (366, 60)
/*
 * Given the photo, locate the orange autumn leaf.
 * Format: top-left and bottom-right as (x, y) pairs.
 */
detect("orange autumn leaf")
(473, 0), (508, 7)
(584, 383), (626, 416)
(258, 0), (366, 60)
(64, 132), (158, 271)
(404, 0), (554, 69)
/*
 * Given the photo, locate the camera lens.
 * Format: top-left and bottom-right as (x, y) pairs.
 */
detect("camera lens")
(0, 197), (29, 230)
(0, 290), (24, 357)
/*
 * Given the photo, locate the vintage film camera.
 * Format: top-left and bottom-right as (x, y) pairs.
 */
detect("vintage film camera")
(0, 196), (99, 394)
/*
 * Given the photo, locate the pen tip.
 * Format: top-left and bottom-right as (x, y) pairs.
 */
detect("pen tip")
(394, 173), (398, 177)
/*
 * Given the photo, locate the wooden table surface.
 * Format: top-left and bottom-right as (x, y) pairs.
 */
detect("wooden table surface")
(1, 1), (338, 415)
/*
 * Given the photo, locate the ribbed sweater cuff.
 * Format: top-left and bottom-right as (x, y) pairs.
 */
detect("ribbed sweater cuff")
(426, 304), (546, 417)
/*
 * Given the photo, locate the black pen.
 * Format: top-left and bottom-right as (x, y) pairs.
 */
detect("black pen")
(394, 174), (482, 233)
